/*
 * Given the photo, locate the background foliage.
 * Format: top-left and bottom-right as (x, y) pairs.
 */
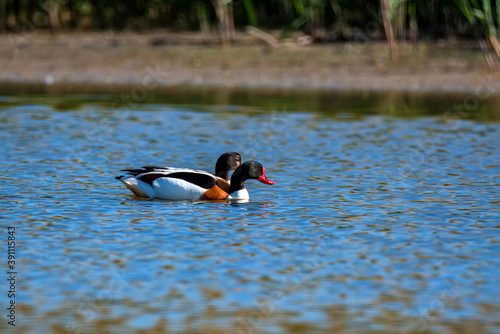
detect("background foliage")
(0, 0), (487, 37)
(1, 0), (500, 55)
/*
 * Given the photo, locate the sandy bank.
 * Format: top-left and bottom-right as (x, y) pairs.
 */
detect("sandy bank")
(2, 31), (500, 95)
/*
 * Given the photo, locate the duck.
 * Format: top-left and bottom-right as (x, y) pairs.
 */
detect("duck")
(213, 152), (242, 181)
(116, 152), (240, 198)
(118, 151), (241, 183)
(116, 160), (274, 201)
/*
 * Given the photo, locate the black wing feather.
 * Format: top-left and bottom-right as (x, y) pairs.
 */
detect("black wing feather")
(137, 172), (216, 189)
(120, 166), (171, 176)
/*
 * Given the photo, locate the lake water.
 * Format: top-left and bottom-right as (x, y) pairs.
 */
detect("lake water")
(1, 88), (499, 334)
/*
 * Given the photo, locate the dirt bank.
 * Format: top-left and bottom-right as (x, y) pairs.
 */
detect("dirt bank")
(2, 31), (500, 95)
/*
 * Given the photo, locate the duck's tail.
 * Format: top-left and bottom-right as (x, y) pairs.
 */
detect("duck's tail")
(116, 175), (154, 198)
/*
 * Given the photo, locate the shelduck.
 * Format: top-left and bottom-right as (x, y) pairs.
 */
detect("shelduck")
(213, 152), (242, 181)
(116, 154), (274, 200)
(120, 152), (241, 184)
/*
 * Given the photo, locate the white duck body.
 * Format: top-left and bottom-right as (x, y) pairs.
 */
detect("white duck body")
(117, 167), (220, 200)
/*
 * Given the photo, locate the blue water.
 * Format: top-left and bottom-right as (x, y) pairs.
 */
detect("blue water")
(1, 92), (499, 333)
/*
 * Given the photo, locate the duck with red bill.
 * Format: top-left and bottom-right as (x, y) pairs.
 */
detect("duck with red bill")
(227, 161), (274, 200)
(117, 159), (273, 201)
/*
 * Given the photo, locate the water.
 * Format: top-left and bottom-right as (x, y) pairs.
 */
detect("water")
(1, 89), (499, 334)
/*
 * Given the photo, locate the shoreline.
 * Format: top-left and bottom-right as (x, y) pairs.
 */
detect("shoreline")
(2, 31), (500, 96)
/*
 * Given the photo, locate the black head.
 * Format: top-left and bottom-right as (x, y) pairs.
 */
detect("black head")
(230, 160), (274, 190)
(215, 152), (242, 180)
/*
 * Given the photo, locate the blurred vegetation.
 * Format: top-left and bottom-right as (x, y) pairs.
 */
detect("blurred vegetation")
(2, 0), (500, 57)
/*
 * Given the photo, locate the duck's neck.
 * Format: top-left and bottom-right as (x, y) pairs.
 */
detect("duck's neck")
(215, 170), (229, 181)
(228, 173), (246, 194)
(215, 159), (231, 182)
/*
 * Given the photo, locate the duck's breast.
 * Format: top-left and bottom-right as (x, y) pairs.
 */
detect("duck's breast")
(199, 179), (230, 200)
(228, 188), (249, 200)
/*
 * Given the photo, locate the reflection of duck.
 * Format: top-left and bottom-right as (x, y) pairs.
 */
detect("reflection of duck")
(116, 153), (274, 200)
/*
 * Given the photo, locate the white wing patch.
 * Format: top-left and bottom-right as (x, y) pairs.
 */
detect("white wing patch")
(139, 167), (215, 177)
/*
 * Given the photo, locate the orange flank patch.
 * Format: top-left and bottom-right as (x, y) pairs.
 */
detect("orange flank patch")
(199, 179), (230, 201)
(216, 179), (230, 192)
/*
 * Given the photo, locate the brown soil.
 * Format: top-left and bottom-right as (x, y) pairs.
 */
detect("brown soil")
(2, 30), (500, 94)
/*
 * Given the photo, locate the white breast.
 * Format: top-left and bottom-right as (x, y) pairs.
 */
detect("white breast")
(228, 188), (249, 200)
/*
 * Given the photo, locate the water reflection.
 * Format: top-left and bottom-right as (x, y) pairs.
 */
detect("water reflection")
(1, 92), (499, 333)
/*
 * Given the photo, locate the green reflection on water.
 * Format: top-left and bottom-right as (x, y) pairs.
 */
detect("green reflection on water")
(1, 82), (500, 120)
